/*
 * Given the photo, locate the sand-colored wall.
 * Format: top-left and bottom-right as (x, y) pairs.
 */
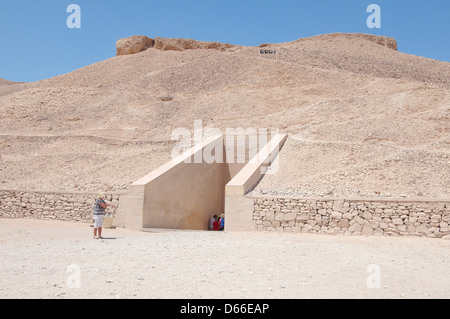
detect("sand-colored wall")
(120, 132), (276, 231)
(122, 135), (225, 230)
(225, 133), (288, 231)
(142, 161), (224, 230)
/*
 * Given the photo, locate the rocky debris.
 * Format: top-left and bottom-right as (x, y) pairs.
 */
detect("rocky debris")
(362, 34), (398, 51)
(297, 33), (398, 51)
(116, 35), (155, 56)
(154, 37), (236, 51)
(116, 35), (236, 55)
(253, 137), (450, 200)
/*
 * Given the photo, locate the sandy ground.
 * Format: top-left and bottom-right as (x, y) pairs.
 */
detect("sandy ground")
(0, 219), (449, 299)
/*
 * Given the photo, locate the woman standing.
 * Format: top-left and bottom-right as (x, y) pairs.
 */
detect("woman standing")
(93, 193), (116, 239)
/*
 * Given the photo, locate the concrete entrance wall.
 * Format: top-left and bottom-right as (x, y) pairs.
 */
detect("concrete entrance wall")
(225, 134), (288, 231)
(121, 135), (225, 230)
(117, 132), (286, 231)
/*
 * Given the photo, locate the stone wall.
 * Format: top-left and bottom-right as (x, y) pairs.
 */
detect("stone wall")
(2, 189), (449, 239)
(0, 190), (121, 223)
(125, 135), (225, 231)
(251, 196), (450, 238)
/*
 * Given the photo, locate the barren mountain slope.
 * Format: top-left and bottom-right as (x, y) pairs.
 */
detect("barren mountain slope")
(0, 33), (448, 197)
(0, 78), (21, 94)
(0, 79), (12, 86)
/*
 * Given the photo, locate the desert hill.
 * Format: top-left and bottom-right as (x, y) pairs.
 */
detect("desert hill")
(0, 33), (448, 198)
(0, 79), (11, 86)
(0, 78), (18, 87)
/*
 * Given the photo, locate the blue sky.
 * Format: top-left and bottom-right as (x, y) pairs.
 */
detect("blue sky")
(0, 0), (448, 82)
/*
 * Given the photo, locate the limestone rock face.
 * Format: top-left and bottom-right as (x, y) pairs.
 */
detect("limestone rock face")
(116, 35), (236, 55)
(116, 35), (155, 56)
(154, 37), (235, 51)
(360, 34), (398, 51)
(293, 33), (398, 51)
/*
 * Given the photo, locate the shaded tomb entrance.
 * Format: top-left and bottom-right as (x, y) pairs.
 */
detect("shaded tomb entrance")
(119, 132), (284, 231)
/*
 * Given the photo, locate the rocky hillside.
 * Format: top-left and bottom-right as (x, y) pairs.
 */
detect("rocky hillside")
(0, 33), (448, 197)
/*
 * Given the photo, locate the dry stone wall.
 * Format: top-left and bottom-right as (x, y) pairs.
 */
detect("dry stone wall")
(0, 190), (121, 223)
(251, 196), (450, 238)
(2, 189), (449, 239)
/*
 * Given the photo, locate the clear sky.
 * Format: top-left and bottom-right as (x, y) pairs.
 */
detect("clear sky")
(0, 0), (449, 82)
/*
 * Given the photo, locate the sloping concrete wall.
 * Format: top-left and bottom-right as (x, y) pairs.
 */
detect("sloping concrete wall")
(117, 132), (286, 232)
(121, 135), (225, 230)
(225, 134), (288, 231)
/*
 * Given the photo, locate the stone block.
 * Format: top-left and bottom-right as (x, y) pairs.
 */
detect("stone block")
(264, 211), (274, 221)
(349, 223), (362, 233)
(362, 211), (372, 220)
(338, 219), (350, 229)
(331, 211), (343, 219)
(362, 224), (373, 236)
(354, 215), (365, 225)
(285, 213), (297, 221)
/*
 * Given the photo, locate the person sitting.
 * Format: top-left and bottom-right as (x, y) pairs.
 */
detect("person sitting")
(213, 216), (220, 231)
(219, 214), (225, 231)
(209, 215), (218, 231)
